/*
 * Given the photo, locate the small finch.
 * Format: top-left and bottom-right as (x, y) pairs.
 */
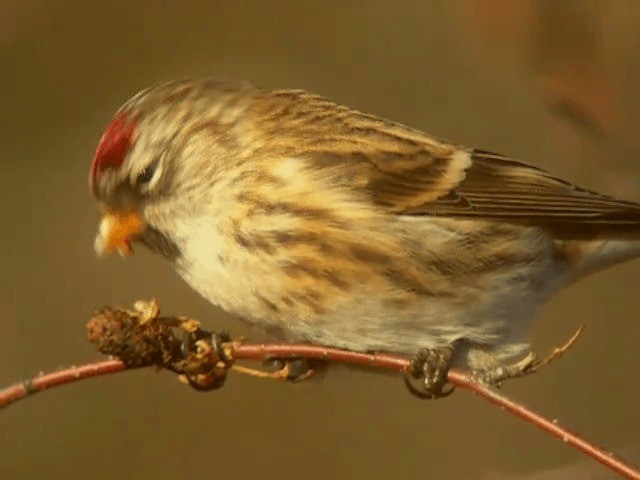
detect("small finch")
(91, 78), (640, 396)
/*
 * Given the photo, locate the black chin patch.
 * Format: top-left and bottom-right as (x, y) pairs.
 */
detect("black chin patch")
(138, 226), (181, 260)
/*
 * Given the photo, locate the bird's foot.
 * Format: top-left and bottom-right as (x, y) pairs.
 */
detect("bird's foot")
(404, 346), (455, 399)
(473, 325), (585, 387)
(472, 351), (537, 387)
(179, 330), (233, 391)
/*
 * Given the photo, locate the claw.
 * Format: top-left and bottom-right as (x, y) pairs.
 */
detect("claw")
(179, 329), (233, 392)
(181, 329), (232, 363)
(404, 346), (455, 399)
(211, 331), (232, 364)
(262, 357), (315, 382)
(473, 351), (538, 386)
(184, 372), (227, 392)
(404, 377), (454, 399)
(473, 326), (584, 387)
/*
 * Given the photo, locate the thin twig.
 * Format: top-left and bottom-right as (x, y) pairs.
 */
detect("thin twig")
(525, 324), (586, 374)
(1, 351), (638, 479)
(0, 302), (638, 479)
(0, 359), (127, 407)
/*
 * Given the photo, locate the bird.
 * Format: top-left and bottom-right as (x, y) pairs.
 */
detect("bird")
(90, 78), (640, 397)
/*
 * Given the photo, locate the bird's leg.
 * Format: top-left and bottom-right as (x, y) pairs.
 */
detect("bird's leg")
(404, 346), (455, 399)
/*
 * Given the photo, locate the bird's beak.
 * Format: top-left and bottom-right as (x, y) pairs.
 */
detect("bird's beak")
(94, 210), (145, 257)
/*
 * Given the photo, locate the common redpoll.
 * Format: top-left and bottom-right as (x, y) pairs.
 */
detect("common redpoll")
(90, 78), (640, 396)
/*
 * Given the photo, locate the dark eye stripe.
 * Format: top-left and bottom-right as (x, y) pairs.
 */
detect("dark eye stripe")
(135, 158), (159, 185)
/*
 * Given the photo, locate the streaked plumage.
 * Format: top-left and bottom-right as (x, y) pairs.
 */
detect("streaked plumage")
(91, 78), (640, 373)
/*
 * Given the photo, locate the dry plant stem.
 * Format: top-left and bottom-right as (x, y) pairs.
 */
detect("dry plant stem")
(525, 324), (585, 375)
(0, 359), (127, 408)
(1, 352), (639, 479)
(450, 371), (640, 480)
(0, 305), (637, 480)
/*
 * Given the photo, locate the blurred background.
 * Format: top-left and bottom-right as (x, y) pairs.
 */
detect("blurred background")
(2, 1), (639, 478)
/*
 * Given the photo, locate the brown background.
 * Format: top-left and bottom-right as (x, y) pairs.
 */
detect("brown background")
(2, 1), (639, 478)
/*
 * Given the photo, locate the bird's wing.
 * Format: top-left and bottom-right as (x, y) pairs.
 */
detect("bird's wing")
(322, 145), (640, 233)
(376, 148), (640, 223)
(259, 89), (640, 234)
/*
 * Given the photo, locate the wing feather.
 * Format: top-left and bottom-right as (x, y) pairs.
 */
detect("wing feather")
(404, 150), (640, 228)
(258, 90), (640, 235)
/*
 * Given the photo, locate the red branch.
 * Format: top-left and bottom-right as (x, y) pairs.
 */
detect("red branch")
(1, 303), (638, 479)
(1, 347), (638, 479)
(0, 360), (127, 406)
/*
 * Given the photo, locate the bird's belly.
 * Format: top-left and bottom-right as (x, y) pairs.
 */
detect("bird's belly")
(270, 265), (561, 356)
(173, 215), (566, 361)
(177, 244), (562, 357)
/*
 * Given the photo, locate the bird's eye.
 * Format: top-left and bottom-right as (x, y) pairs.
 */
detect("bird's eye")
(135, 159), (159, 186)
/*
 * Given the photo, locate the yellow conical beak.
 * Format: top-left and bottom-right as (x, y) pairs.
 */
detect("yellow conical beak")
(94, 210), (145, 257)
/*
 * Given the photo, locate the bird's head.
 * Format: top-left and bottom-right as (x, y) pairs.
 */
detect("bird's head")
(90, 79), (253, 259)
(90, 92), (177, 258)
